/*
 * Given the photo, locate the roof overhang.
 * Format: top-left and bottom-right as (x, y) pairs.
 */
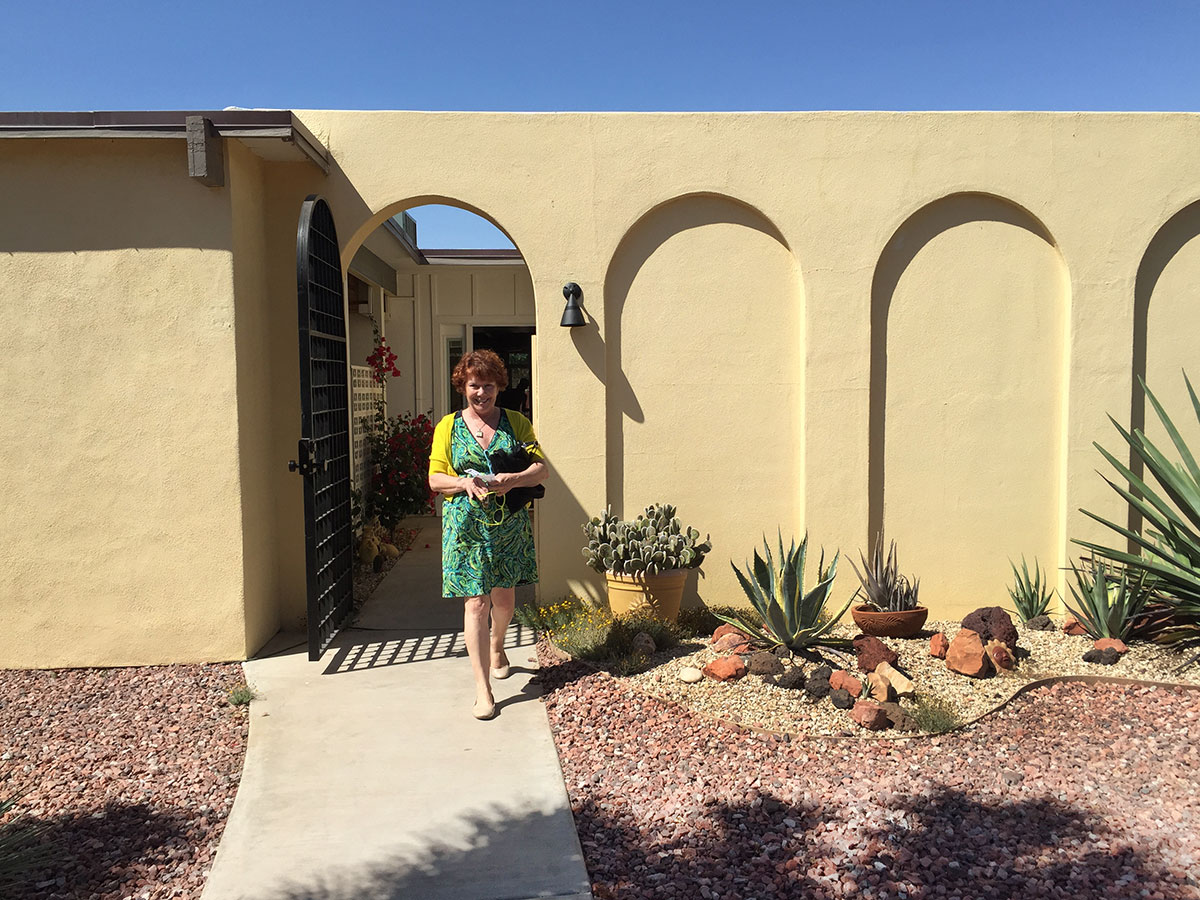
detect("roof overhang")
(0, 109), (329, 172)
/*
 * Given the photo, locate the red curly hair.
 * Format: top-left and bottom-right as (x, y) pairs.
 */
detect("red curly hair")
(451, 349), (509, 394)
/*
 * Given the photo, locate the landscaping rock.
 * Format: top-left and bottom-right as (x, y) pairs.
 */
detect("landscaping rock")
(758, 674), (778, 686)
(829, 688), (855, 709)
(1063, 615), (1089, 636)
(1095, 638), (1128, 655)
(829, 669), (860, 695)
(678, 666), (703, 684)
(1024, 614), (1054, 631)
(804, 670), (832, 701)
(631, 632), (657, 656)
(866, 671), (894, 702)
(775, 667), (806, 690)
(853, 635), (899, 673)
(985, 639), (1016, 671)
(929, 631), (950, 658)
(1083, 647), (1121, 666)
(850, 700), (891, 730)
(747, 650), (785, 676)
(702, 656), (747, 682)
(946, 628), (993, 677)
(878, 701), (919, 732)
(712, 632), (754, 654)
(961, 606), (1019, 651)
(875, 661), (915, 698)
(712, 623), (751, 643)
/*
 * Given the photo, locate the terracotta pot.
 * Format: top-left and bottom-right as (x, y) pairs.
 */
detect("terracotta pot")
(604, 570), (688, 623)
(850, 604), (929, 638)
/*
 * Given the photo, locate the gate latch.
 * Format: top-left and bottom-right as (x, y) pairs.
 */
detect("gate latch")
(288, 438), (327, 477)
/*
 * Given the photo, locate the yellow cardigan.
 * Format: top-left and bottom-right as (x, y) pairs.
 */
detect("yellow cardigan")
(428, 409), (542, 478)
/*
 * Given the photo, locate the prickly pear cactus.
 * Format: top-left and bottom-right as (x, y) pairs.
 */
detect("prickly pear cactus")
(581, 503), (712, 575)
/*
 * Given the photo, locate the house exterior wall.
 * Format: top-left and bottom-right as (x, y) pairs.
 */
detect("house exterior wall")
(300, 110), (1200, 620)
(4, 111), (1200, 669)
(0, 138), (250, 666)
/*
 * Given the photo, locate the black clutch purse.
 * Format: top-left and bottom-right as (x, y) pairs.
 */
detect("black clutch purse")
(487, 442), (545, 511)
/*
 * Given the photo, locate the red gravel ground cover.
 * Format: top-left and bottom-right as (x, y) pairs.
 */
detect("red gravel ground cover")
(536, 645), (1200, 900)
(0, 664), (248, 900)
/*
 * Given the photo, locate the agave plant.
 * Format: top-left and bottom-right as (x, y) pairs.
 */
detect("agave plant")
(1074, 373), (1200, 641)
(0, 791), (53, 891)
(1007, 555), (1056, 623)
(1063, 557), (1151, 640)
(850, 539), (921, 612)
(713, 532), (855, 653)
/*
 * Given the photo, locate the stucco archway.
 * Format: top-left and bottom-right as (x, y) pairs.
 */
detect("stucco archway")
(868, 192), (1069, 615)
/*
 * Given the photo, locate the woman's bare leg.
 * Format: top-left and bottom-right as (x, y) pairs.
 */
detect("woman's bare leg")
(464, 595), (494, 715)
(489, 586), (516, 671)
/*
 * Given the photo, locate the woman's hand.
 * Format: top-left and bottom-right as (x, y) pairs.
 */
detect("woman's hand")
(489, 472), (517, 496)
(461, 475), (493, 501)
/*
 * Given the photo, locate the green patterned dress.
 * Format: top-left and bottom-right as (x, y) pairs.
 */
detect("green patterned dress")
(441, 412), (538, 598)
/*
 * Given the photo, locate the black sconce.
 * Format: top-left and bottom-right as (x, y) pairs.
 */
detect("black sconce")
(560, 282), (585, 327)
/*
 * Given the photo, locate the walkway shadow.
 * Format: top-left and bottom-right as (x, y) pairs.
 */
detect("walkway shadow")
(264, 804), (591, 900)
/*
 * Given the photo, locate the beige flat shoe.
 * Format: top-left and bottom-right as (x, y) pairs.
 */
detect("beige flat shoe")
(472, 699), (497, 720)
(491, 663), (511, 680)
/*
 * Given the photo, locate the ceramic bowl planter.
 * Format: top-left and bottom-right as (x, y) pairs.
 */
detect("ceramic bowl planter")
(604, 570), (688, 623)
(850, 604), (929, 638)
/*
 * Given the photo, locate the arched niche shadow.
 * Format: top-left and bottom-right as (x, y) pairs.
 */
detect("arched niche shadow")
(867, 193), (1061, 547)
(1128, 198), (1200, 535)
(601, 192), (791, 516)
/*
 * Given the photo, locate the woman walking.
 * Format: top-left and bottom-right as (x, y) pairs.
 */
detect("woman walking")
(428, 350), (547, 720)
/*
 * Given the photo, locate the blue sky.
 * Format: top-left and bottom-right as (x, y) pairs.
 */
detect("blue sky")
(6, 0), (1198, 246)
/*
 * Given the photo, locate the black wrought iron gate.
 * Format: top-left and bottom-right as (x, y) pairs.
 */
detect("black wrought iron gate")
(291, 195), (354, 660)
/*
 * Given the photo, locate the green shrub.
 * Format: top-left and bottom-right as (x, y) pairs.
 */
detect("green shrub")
(228, 685), (255, 707)
(906, 694), (964, 735)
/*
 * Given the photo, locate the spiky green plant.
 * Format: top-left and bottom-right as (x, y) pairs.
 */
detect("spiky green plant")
(1063, 557), (1151, 640)
(1007, 556), (1056, 622)
(850, 539), (921, 612)
(1074, 373), (1200, 641)
(713, 532), (854, 653)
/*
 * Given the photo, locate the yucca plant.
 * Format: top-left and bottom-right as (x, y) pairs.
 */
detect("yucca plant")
(713, 532), (855, 653)
(1063, 557), (1151, 640)
(1074, 373), (1200, 641)
(1007, 556), (1056, 622)
(850, 539), (921, 612)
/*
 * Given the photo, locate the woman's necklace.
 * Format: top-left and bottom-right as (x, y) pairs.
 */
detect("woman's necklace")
(469, 411), (498, 439)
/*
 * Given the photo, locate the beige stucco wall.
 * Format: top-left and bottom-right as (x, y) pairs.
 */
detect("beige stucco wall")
(0, 138), (251, 666)
(299, 111), (1200, 620)
(5, 110), (1200, 668)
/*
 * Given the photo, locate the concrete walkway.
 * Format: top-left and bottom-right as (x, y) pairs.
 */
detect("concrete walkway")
(202, 523), (592, 900)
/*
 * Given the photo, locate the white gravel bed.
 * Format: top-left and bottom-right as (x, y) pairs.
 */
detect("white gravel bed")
(625, 621), (1200, 736)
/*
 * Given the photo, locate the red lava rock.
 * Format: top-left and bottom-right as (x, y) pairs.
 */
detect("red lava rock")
(946, 628), (993, 677)
(850, 700), (891, 730)
(985, 639), (1016, 671)
(853, 635), (899, 673)
(929, 631), (950, 658)
(1095, 638), (1129, 654)
(702, 655), (748, 682)
(1063, 614), (1089, 636)
(961, 606), (1019, 651)
(829, 669), (860, 695)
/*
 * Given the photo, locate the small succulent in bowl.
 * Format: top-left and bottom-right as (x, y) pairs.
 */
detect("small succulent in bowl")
(851, 539), (921, 612)
(582, 503), (711, 576)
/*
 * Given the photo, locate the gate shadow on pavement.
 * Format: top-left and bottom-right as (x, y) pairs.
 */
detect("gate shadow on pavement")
(319, 623), (538, 676)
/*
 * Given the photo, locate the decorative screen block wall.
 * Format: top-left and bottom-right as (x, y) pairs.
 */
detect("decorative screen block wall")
(351, 365), (382, 493)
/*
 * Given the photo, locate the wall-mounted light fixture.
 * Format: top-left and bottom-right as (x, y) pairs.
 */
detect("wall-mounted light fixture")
(560, 282), (585, 327)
